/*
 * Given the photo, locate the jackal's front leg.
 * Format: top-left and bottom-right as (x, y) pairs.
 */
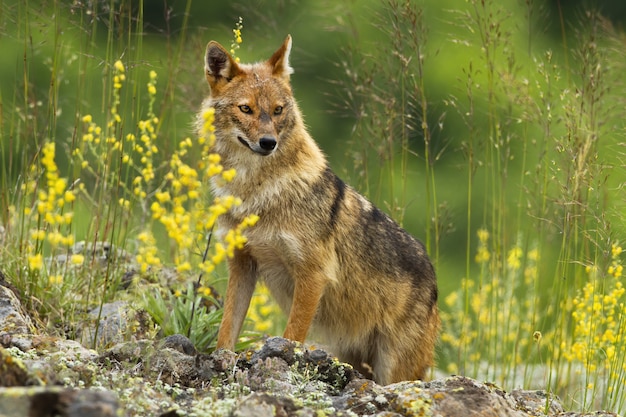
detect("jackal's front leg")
(216, 251), (258, 350)
(283, 268), (327, 343)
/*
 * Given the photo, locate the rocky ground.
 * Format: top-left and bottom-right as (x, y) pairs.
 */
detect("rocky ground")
(0, 274), (620, 416)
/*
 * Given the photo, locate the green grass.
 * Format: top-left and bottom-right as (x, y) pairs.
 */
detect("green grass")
(333, 0), (625, 412)
(1, 0), (625, 414)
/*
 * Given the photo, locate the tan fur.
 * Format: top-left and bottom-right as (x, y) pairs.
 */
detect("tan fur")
(200, 35), (439, 385)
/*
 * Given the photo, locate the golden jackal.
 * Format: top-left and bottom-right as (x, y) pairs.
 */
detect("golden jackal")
(200, 35), (439, 384)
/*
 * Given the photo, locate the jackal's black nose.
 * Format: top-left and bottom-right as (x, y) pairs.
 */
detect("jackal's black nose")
(259, 136), (277, 151)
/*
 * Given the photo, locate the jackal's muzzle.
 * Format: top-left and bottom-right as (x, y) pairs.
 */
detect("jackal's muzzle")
(237, 135), (277, 156)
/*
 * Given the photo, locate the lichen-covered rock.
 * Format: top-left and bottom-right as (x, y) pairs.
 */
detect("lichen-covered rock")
(401, 377), (524, 417)
(76, 301), (132, 349)
(0, 346), (37, 386)
(232, 392), (312, 417)
(0, 386), (119, 417)
(511, 388), (565, 415)
(100, 338), (200, 385)
(246, 336), (357, 395)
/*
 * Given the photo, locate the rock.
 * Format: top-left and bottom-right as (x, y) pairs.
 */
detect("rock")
(75, 300), (152, 350)
(100, 337), (202, 386)
(334, 378), (392, 414)
(160, 333), (198, 355)
(393, 377), (524, 417)
(0, 346), (37, 386)
(77, 301), (131, 349)
(249, 336), (298, 365)
(511, 388), (565, 415)
(247, 336), (357, 395)
(233, 393), (304, 417)
(0, 275), (34, 351)
(0, 386), (119, 417)
(0, 279), (33, 336)
(1, 336), (99, 387)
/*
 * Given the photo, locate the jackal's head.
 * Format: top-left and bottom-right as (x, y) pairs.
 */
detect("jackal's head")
(203, 35), (295, 157)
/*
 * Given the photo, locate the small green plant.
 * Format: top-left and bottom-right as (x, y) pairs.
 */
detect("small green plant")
(142, 282), (258, 352)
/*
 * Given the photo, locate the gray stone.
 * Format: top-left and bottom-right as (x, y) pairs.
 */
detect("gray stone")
(0, 284), (33, 336)
(78, 301), (132, 349)
(0, 387), (119, 417)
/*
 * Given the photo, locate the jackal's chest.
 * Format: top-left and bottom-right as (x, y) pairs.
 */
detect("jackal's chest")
(245, 230), (302, 314)
(245, 228), (304, 267)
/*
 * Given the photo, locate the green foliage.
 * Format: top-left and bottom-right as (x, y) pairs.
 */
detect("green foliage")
(142, 282), (260, 353)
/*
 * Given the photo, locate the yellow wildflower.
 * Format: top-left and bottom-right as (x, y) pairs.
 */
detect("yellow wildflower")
(198, 286), (212, 297)
(70, 254), (84, 265)
(114, 60), (125, 72)
(64, 190), (76, 203)
(475, 246), (490, 264)
(222, 168), (237, 182)
(477, 228), (489, 243)
(507, 247), (523, 270)
(30, 229), (46, 241)
(444, 291), (458, 307)
(28, 254), (44, 271)
(49, 275), (63, 285)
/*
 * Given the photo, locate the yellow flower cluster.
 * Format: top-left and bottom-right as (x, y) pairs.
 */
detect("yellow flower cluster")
(210, 213), (260, 265)
(230, 17), (244, 62)
(117, 71), (259, 277)
(439, 230), (544, 382)
(76, 61), (167, 275)
(199, 107), (217, 150)
(21, 142), (79, 272)
(608, 244), (623, 278)
(110, 60), (125, 126)
(72, 59), (261, 337)
(475, 228), (490, 263)
(506, 247), (523, 270)
(129, 116), (159, 199)
(129, 70), (160, 201)
(75, 60), (129, 179)
(136, 231), (162, 274)
(565, 243), (625, 389)
(248, 284), (283, 333)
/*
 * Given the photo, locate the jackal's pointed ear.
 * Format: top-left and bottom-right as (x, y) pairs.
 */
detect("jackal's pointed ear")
(205, 41), (241, 89)
(268, 35), (294, 80)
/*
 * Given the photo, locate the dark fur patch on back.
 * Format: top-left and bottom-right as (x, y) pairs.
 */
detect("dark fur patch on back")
(308, 167), (346, 240)
(359, 204), (437, 301)
(328, 169), (346, 231)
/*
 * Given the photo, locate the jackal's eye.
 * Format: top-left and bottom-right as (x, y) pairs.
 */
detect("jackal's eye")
(273, 106), (283, 115)
(238, 105), (252, 114)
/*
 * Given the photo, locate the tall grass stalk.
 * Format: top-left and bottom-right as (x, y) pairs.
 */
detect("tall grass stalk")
(334, 0), (443, 252)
